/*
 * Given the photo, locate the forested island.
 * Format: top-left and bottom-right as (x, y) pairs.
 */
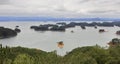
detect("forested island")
(0, 27), (17, 39)
(0, 38), (120, 64)
(30, 21), (120, 32)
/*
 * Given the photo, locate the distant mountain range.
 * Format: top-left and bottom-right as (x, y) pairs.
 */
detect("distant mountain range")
(0, 16), (120, 21)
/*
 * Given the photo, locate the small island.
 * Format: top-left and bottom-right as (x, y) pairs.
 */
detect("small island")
(0, 27), (17, 39)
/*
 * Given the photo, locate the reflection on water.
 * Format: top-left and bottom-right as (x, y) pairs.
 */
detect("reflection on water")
(0, 21), (120, 56)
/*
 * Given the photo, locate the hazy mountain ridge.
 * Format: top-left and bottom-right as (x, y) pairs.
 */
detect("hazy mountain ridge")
(0, 17), (120, 21)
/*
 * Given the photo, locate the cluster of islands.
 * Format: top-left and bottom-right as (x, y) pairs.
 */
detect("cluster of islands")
(30, 21), (120, 35)
(30, 21), (120, 31)
(0, 21), (120, 64)
(0, 21), (120, 39)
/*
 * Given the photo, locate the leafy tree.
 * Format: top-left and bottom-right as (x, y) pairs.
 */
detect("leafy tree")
(105, 57), (120, 64)
(63, 52), (97, 64)
(13, 54), (34, 64)
(3, 58), (12, 64)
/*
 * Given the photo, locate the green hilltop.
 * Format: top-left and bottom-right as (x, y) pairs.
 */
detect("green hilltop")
(0, 44), (120, 64)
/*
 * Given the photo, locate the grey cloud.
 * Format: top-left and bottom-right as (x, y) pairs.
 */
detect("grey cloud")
(88, 10), (119, 14)
(79, 0), (91, 3)
(0, 0), (9, 5)
(0, 0), (119, 17)
(54, 6), (68, 12)
(114, 1), (120, 6)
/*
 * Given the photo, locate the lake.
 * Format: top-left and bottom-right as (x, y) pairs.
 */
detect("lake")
(0, 21), (120, 56)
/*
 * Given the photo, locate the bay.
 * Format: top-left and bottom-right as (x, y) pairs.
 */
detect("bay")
(0, 21), (120, 55)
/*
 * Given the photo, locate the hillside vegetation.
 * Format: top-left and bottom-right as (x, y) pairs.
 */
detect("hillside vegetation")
(0, 44), (120, 64)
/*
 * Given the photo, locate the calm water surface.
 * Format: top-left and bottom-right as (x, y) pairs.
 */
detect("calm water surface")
(0, 21), (120, 55)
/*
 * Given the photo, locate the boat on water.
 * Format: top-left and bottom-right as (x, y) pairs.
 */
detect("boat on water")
(57, 41), (64, 48)
(99, 29), (105, 32)
(71, 30), (74, 33)
(94, 26), (97, 29)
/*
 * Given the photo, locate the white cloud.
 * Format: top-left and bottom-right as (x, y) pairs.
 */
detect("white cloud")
(0, 0), (120, 17)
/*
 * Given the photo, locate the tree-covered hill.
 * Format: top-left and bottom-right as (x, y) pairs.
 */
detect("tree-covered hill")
(0, 44), (120, 64)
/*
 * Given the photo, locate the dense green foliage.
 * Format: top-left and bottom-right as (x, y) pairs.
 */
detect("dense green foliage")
(0, 44), (120, 64)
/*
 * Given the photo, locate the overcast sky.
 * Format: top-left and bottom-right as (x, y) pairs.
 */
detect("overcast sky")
(0, 0), (120, 18)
